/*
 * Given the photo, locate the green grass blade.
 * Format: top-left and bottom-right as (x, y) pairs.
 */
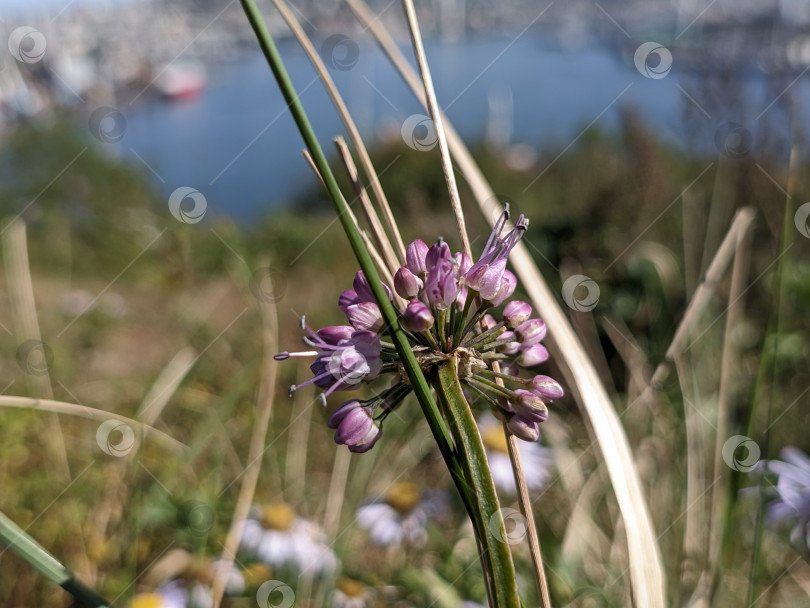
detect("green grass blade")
(0, 510), (110, 607)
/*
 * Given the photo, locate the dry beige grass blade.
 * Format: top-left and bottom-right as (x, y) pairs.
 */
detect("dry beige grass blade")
(302, 148), (398, 291)
(2, 218), (71, 479)
(323, 445), (352, 539)
(210, 284), (279, 607)
(0, 395), (185, 451)
(136, 347), (197, 427)
(704, 205), (754, 598)
(347, 1), (666, 603)
(334, 136), (401, 275)
(270, 0), (406, 263)
(601, 315), (652, 403)
(644, 207), (757, 394)
(400, 0), (471, 258)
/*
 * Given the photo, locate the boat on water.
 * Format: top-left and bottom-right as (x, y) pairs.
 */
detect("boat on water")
(154, 61), (207, 101)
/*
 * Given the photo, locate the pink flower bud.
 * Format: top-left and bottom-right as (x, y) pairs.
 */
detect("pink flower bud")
(512, 389), (548, 423)
(507, 414), (541, 441)
(394, 267), (423, 299)
(345, 302), (384, 332)
(403, 299), (434, 332)
(406, 239), (429, 275)
(316, 325), (354, 345)
(515, 318), (547, 345)
(424, 258), (457, 310)
(531, 375), (564, 401)
(426, 239), (451, 271)
(500, 331), (521, 355)
(517, 344), (549, 367)
(338, 289), (361, 310)
(454, 251), (472, 276)
(502, 300), (532, 328)
(353, 271), (393, 303)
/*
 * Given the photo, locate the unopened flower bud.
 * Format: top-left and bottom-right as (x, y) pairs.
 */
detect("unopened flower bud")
(339, 289), (361, 310)
(316, 325), (354, 345)
(394, 267), (423, 299)
(531, 375), (564, 401)
(353, 271), (393, 303)
(403, 299), (434, 332)
(406, 239), (429, 275)
(512, 389), (548, 423)
(518, 343), (549, 367)
(454, 251), (472, 276)
(345, 302), (384, 332)
(500, 331), (521, 355)
(515, 318), (547, 345)
(507, 414), (541, 441)
(424, 259), (457, 310)
(503, 300), (532, 328)
(328, 400), (382, 451)
(425, 239), (451, 271)
(482, 314), (498, 330)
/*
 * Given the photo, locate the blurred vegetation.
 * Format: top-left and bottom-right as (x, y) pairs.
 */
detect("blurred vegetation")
(0, 108), (809, 607)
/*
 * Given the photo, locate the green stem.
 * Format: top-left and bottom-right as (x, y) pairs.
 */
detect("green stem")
(435, 357), (521, 608)
(0, 510), (110, 607)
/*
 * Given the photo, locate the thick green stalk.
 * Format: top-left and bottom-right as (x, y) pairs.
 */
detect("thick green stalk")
(0, 510), (110, 607)
(435, 357), (521, 607)
(237, 0), (476, 522)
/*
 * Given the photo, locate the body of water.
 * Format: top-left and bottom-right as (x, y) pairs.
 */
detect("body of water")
(118, 34), (802, 220)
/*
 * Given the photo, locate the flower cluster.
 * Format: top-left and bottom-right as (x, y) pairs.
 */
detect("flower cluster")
(275, 205), (563, 451)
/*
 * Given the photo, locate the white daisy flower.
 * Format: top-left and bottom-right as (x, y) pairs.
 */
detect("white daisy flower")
(130, 562), (244, 608)
(240, 502), (338, 574)
(356, 482), (444, 547)
(331, 577), (376, 608)
(479, 413), (554, 495)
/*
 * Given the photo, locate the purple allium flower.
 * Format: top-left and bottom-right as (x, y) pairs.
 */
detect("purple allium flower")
(406, 239), (429, 275)
(394, 267), (423, 299)
(275, 204), (563, 450)
(465, 206), (527, 300)
(424, 258), (457, 310)
(403, 299), (434, 332)
(762, 447), (810, 548)
(503, 300), (532, 328)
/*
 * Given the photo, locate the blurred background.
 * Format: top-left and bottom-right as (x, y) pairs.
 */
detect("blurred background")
(1, 0), (810, 606)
